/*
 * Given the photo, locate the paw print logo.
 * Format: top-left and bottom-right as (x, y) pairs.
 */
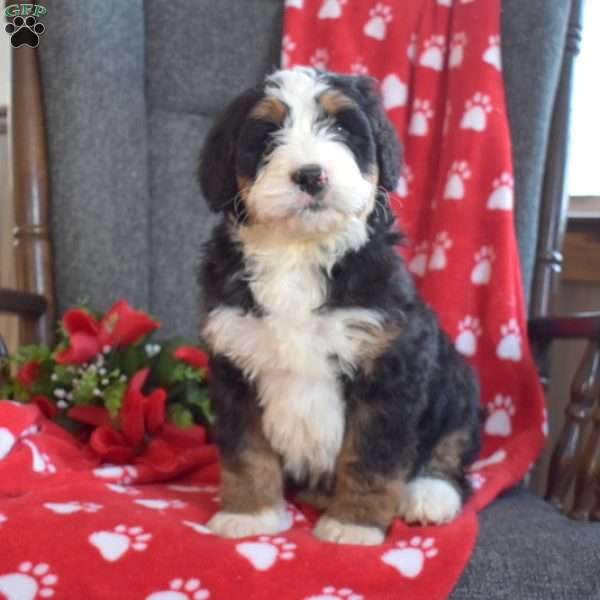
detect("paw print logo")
(381, 74), (406, 110)
(449, 32), (467, 68)
(5, 15), (45, 48)
(471, 246), (495, 285)
(285, 0), (304, 8)
(305, 586), (364, 600)
(496, 318), (522, 361)
(236, 536), (296, 571)
(460, 92), (492, 131)
(485, 395), (516, 437)
(310, 48), (330, 70)
(487, 172), (514, 210)
(419, 35), (446, 71)
(22, 439), (56, 474)
(467, 471), (486, 490)
(437, 0), (453, 5)
(408, 99), (434, 136)
(428, 231), (452, 271)
(0, 561), (58, 598)
(406, 33), (418, 62)
(483, 34), (502, 70)
(443, 160), (471, 200)
(363, 3), (393, 41)
(396, 164), (414, 198)
(318, 0), (347, 19)
(44, 501), (102, 515)
(381, 536), (438, 578)
(105, 483), (140, 495)
(281, 34), (296, 69)
(454, 316), (482, 357)
(93, 464), (138, 484)
(408, 242), (428, 277)
(133, 498), (187, 511)
(350, 60), (369, 75)
(146, 577), (210, 600)
(89, 525), (152, 562)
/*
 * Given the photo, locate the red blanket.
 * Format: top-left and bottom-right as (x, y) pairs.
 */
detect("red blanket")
(0, 1), (545, 598)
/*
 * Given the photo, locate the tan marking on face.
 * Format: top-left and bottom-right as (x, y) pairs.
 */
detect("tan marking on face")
(358, 167), (379, 223)
(324, 413), (406, 531)
(249, 95), (287, 124)
(319, 89), (355, 115)
(236, 175), (253, 201)
(219, 413), (283, 514)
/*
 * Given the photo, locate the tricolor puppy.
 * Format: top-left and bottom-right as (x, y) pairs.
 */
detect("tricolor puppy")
(199, 67), (481, 545)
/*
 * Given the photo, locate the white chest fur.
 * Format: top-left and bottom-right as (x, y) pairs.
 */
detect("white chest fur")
(203, 226), (384, 481)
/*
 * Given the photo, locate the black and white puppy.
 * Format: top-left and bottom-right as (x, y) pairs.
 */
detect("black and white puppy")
(199, 67), (481, 545)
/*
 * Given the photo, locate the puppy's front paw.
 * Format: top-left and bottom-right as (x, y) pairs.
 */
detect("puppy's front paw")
(398, 477), (461, 525)
(207, 507), (291, 538)
(313, 515), (385, 545)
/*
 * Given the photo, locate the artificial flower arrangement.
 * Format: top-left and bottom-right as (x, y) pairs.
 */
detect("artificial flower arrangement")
(0, 300), (213, 473)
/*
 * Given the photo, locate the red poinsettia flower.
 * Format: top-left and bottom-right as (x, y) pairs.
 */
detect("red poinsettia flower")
(173, 345), (210, 376)
(15, 360), (41, 388)
(55, 300), (160, 364)
(66, 368), (207, 474)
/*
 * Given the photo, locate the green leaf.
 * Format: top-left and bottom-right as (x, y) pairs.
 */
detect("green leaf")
(183, 383), (214, 425)
(104, 381), (126, 418)
(119, 345), (145, 377)
(13, 345), (52, 364)
(168, 403), (194, 428)
(72, 368), (98, 405)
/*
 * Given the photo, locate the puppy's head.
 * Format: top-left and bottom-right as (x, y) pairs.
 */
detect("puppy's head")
(200, 67), (400, 236)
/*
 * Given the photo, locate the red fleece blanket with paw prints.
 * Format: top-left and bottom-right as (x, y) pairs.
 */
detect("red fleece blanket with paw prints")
(0, 1), (545, 598)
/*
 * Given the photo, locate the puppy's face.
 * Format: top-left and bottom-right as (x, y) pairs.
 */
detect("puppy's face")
(201, 67), (400, 236)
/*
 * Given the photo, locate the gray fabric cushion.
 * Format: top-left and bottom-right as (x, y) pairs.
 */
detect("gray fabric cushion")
(452, 488), (600, 599)
(144, 0), (283, 335)
(501, 0), (570, 310)
(38, 0), (150, 316)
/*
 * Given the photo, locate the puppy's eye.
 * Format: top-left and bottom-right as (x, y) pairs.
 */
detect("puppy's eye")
(333, 122), (347, 134)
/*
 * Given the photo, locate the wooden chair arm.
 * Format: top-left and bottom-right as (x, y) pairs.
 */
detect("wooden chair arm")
(0, 288), (48, 318)
(529, 313), (600, 341)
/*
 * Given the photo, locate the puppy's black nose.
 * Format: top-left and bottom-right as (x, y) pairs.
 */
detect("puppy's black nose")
(291, 164), (328, 196)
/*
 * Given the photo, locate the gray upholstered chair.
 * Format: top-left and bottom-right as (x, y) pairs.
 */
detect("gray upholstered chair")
(2, 1), (599, 597)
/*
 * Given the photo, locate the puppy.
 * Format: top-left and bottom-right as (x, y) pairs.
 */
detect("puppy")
(199, 67), (481, 545)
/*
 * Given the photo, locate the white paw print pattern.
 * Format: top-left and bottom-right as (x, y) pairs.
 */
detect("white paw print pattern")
(408, 99), (434, 136)
(44, 501), (102, 515)
(310, 48), (330, 70)
(285, 0), (304, 8)
(467, 472), (486, 490)
(146, 577), (210, 600)
(0, 562), (58, 599)
(483, 34), (502, 70)
(350, 60), (369, 75)
(471, 246), (495, 284)
(408, 242), (428, 277)
(236, 536), (296, 571)
(428, 231), (452, 271)
(89, 525), (152, 562)
(496, 318), (522, 361)
(454, 316), (482, 357)
(485, 395), (515, 437)
(487, 172), (514, 210)
(471, 449), (507, 471)
(381, 74), (407, 110)
(419, 35), (446, 71)
(0, 513), (6, 524)
(134, 499), (187, 511)
(281, 34), (296, 69)
(22, 440), (56, 474)
(318, 0), (347, 19)
(460, 93), (492, 131)
(363, 3), (393, 41)
(449, 32), (467, 68)
(396, 165), (413, 198)
(443, 160), (471, 200)
(381, 537), (438, 578)
(406, 33), (418, 62)
(0, 427), (16, 460)
(437, 0), (452, 5)
(305, 586), (364, 600)
(93, 464), (138, 484)
(106, 483), (140, 495)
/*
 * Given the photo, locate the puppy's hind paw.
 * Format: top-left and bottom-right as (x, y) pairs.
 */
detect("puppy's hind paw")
(398, 477), (462, 525)
(313, 516), (385, 545)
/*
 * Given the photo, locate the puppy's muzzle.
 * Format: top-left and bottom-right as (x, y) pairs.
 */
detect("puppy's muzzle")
(291, 164), (329, 197)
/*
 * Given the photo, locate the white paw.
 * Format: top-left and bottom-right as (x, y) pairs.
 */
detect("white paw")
(313, 516), (384, 545)
(381, 536), (438, 578)
(206, 507), (291, 539)
(236, 535), (296, 571)
(43, 501), (102, 515)
(89, 525), (152, 562)
(0, 561), (58, 599)
(145, 577), (210, 600)
(398, 477), (461, 525)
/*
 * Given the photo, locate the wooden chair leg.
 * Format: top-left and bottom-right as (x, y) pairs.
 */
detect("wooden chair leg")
(545, 340), (600, 512)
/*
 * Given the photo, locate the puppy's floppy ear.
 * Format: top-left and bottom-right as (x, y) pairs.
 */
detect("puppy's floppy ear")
(200, 86), (264, 212)
(354, 76), (402, 192)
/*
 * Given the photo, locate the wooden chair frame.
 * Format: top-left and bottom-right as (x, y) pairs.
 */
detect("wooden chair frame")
(1, 0), (599, 519)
